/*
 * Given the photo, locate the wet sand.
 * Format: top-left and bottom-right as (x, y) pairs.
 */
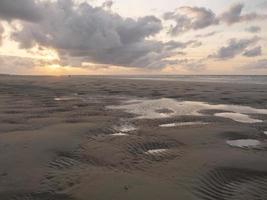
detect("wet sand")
(0, 75), (267, 200)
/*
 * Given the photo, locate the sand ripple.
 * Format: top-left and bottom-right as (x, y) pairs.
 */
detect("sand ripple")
(194, 168), (267, 200)
(127, 139), (184, 162)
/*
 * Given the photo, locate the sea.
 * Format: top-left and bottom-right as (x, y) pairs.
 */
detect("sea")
(117, 75), (267, 85)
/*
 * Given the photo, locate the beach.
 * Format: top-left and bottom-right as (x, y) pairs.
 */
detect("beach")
(0, 75), (267, 200)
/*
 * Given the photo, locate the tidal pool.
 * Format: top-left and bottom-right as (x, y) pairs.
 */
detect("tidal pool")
(107, 98), (267, 124)
(144, 149), (168, 155)
(226, 139), (261, 148)
(159, 121), (209, 128)
(111, 133), (129, 136)
(214, 112), (263, 123)
(111, 124), (137, 136)
(114, 124), (137, 133)
(54, 96), (78, 101)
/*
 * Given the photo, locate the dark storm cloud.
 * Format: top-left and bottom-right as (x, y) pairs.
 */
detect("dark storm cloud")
(163, 6), (218, 35)
(220, 3), (267, 25)
(243, 46), (262, 57)
(245, 26), (261, 33)
(0, 0), (43, 22)
(11, 0), (201, 69)
(209, 36), (260, 60)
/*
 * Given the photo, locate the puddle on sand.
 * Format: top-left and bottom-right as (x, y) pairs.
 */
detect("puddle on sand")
(54, 97), (78, 101)
(111, 124), (137, 136)
(111, 133), (129, 136)
(159, 121), (209, 128)
(144, 149), (168, 155)
(54, 94), (80, 101)
(226, 139), (261, 148)
(114, 124), (137, 133)
(215, 112), (263, 123)
(107, 98), (267, 124)
(155, 108), (174, 114)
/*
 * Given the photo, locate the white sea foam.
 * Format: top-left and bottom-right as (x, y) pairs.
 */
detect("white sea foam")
(160, 121), (209, 128)
(264, 131), (267, 136)
(107, 98), (267, 124)
(215, 112), (263, 123)
(226, 139), (261, 148)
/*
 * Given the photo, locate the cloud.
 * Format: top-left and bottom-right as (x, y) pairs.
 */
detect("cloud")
(11, 0), (200, 69)
(243, 59), (267, 69)
(164, 3), (267, 36)
(0, 0), (43, 22)
(163, 6), (218, 35)
(243, 46), (262, 57)
(245, 26), (261, 33)
(195, 31), (218, 38)
(164, 40), (202, 50)
(161, 58), (205, 71)
(220, 3), (267, 25)
(0, 55), (35, 68)
(178, 59), (205, 70)
(0, 23), (4, 45)
(102, 1), (113, 9)
(209, 36), (260, 60)
(258, 1), (267, 9)
(0, 55), (58, 74)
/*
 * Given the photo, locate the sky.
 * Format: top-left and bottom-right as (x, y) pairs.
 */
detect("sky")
(0, 0), (266, 75)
